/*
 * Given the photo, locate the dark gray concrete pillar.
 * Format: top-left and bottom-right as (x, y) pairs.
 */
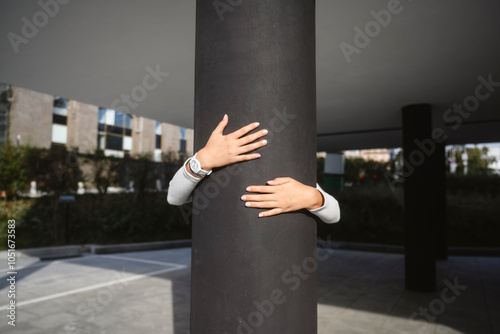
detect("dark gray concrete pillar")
(402, 104), (436, 292)
(192, 1), (317, 333)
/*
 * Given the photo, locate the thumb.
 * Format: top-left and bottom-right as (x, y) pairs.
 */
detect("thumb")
(213, 114), (228, 135)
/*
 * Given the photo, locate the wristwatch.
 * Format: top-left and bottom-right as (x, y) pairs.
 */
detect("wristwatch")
(188, 153), (212, 179)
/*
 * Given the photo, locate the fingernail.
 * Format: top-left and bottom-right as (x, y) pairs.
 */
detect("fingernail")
(224, 114), (227, 119)
(245, 202), (251, 207)
(246, 187), (251, 191)
(259, 213), (263, 217)
(263, 129), (268, 134)
(241, 195), (246, 200)
(262, 140), (267, 145)
(267, 180), (273, 184)
(256, 153), (261, 158)
(254, 122), (260, 127)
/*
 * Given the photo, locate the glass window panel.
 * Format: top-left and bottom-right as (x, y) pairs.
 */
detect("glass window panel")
(125, 128), (132, 136)
(51, 124), (67, 144)
(180, 139), (186, 152)
(53, 107), (67, 116)
(54, 98), (67, 108)
(98, 134), (106, 150)
(53, 98), (67, 116)
(115, 111), (124, 126)
(98, 108), (106, 123)
(53, 114), (67, 125)
(123, 136), (132, 151)
(98, 123), (105, 131)
(105, 109), (115, 125)
(156, 134), (161, 149)
(105, 134), (122, 151)
(108, 125), (124, 135)
(154, 149), (162, 162)
(180, 127), (186, 139)
(156, 121), (162, 135)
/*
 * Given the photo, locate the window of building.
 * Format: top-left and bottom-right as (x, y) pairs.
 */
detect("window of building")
(179, 127), (187, 161)
(180, 139), (186, 152)
(97, 108), (132, 156)
(51, 97), (68, 145)
(123, 136), (132, 151)
(155, 121), (162, 149)
(154, 121), (162, 162)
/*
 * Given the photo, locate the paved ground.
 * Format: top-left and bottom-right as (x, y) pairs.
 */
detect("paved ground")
(0, 247), (498, 334)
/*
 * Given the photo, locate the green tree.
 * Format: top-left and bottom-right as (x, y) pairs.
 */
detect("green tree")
(30, 145), (82, 194)
(128, 152), (155, 201)
(0, 141), (29, 198)
(83, 149), (121, 195)
(466, 147), (496, 175)
(344, 157), (390, 186)
(453, 146), (496, 175)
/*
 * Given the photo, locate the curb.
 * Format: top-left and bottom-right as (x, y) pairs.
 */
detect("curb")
(86, 239), (192, 254)
(3, 240), (499, 260)
(0, 240), (191, 260)
(318, 240), (404, 254)
(1, 245), (82, 260)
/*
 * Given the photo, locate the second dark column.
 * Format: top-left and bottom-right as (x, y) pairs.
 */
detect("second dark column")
(402, 104), (436, 292)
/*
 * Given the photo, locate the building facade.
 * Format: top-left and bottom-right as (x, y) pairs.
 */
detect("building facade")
(0, 84), (193, 161)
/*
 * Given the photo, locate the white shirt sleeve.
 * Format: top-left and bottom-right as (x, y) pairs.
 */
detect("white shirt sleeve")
(167, 162), (340, 224)
(166, 159), (202, 206)
(308, 183), (341, 224)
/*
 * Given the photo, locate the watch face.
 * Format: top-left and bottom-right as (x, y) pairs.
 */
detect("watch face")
(190, 159), (200, 173)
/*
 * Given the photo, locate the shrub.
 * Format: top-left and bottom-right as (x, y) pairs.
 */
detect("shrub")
(0, 192), (191, 249)
(317, 184), (404, 244)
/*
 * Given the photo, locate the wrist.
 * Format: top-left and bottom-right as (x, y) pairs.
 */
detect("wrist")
(306, 188), (324, 211)
(196, 149), (213, 171)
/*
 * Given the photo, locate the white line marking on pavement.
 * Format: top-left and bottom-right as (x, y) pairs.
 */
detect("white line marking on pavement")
(0, 264), (186, 311)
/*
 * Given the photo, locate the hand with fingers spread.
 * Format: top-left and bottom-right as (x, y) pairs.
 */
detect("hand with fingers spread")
(167, 114), (268, 206)
(241, 177), (325, 218)
(195, 114), (268, 171)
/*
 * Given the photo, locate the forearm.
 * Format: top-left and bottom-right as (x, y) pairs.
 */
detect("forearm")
(166, 160), (202, 206)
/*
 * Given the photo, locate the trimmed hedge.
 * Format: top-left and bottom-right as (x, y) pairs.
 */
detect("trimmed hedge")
(317, 176), (500, 248)
(0, 192), (192, 249)
(317, 185), (404, 245)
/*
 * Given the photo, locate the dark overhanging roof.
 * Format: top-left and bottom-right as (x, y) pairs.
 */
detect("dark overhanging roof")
(1, 0), (499, 151)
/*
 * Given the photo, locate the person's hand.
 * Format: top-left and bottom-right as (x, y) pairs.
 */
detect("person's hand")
(196, 114), (268, 171)
(241, 177), (325, 218)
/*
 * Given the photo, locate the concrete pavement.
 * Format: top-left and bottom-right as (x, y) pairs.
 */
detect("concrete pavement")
(0, 247), (498, 333)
